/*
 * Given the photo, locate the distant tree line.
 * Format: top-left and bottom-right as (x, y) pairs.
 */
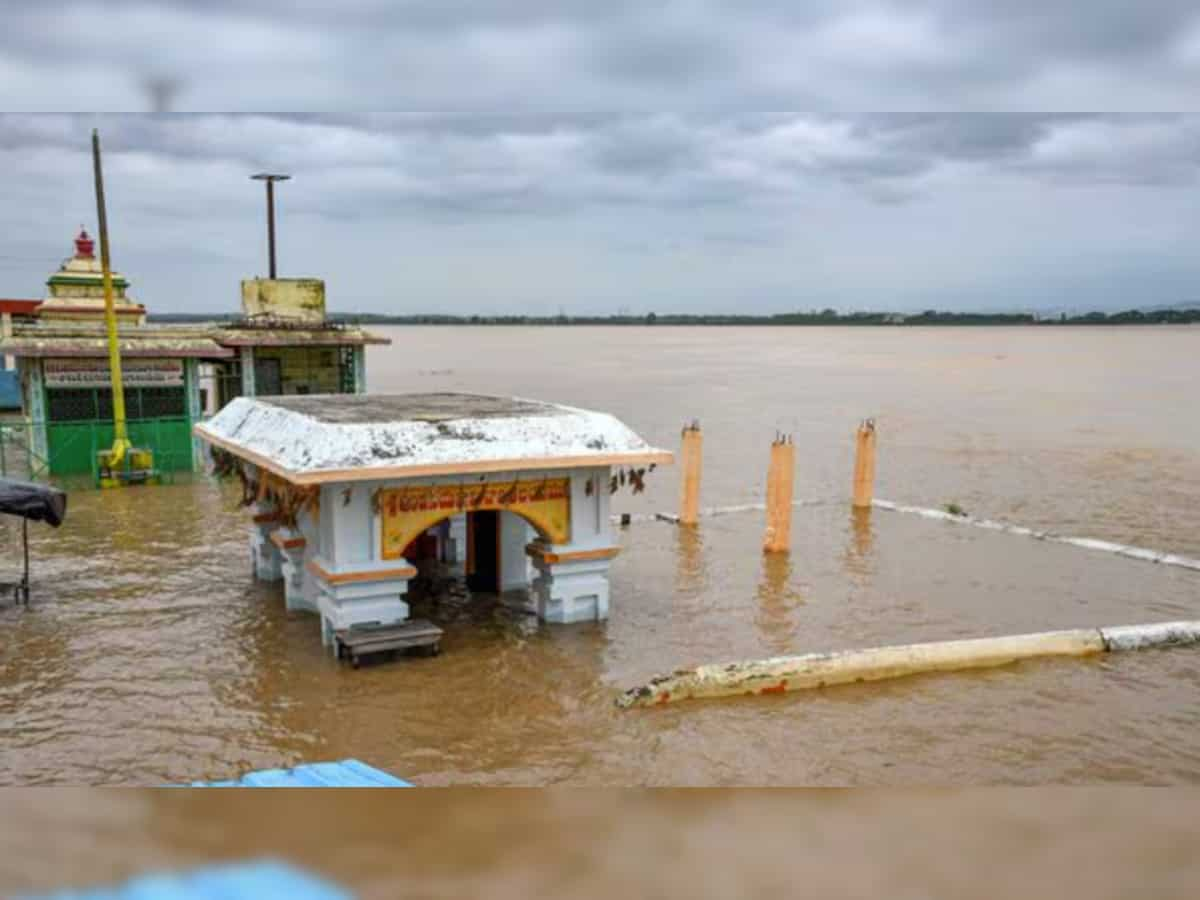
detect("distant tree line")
(149, 307), (1200, 326)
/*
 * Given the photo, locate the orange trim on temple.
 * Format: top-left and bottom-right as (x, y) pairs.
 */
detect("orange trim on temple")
(269, 531), (307, 551)
(306, 559), (417, 584)
(525, 544), (621, 565)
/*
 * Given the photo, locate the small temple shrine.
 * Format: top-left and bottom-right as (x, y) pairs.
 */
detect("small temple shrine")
(195, 393), (672, 643)
(0, 228), (388, 479)
(34, 228), (146, 325)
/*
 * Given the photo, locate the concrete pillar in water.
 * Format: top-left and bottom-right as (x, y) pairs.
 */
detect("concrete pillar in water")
(443, 513), (468, 576)
(762, 434), (794, 554)
(529, 548), (617, 623)
(499, 510), (534, 592)
(239, 346), (256, 397)
(271, 526), (312, 611)
(852, 419), (877, 509)
(310, 483), (411, 653)
(679, 421), (703, 526)
(249, 499), (283, 581)
(310, 559), (413, 653)
(528, 467), (617, 623)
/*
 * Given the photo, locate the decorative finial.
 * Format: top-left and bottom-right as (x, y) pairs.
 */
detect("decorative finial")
(74, 227), (95, 259)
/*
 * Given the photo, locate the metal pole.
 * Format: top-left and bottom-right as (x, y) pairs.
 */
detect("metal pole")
(92, 129), (131, 464)
(251, 173), (290, 279)
(21, 517), (29, 604)
(266, 178), (276, 278)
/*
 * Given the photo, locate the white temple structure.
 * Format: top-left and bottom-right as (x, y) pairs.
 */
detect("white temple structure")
(195, 393), (671, 652)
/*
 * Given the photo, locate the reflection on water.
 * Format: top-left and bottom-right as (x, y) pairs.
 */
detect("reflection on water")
(843, 507), (876, 581)
(674, 524), (707, 598)
(754, 551), (802, 656)
(3, 326), (1200, 787)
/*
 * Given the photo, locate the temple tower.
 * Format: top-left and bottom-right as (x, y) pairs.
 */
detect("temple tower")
(35, 227), (147, 325)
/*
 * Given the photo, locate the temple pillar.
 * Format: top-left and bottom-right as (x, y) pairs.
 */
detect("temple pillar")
(249, 501), (283, 582)
(25, 362), (48, 465)
(443, 513), (467, 576)
(271, 525), (312, 612)
(499, 511), (534, 592)
(353, 345), (367, 394)
(307, 556), (414, 654)
(527, 544), (618, 623)
(184, 358), (203, 471)
(524, 466), (618, 623)
(240, 347), (256, 396)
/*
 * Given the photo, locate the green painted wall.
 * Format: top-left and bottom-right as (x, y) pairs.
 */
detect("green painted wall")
(40, 358), (200, 476)
(46, 416), (194, 475)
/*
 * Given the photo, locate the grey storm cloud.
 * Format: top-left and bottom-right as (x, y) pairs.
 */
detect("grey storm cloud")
(5, 113), (1197, 212)
(1, 113), (1199, 317)
(1, 2), (1199, 109)
(0, 4), (1195, 318)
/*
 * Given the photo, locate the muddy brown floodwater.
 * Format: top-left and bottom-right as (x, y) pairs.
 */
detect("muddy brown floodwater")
(4, 790), (1200, 899)
(2, 326), (1200, 788)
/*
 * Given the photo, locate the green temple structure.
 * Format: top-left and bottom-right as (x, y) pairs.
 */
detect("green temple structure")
(0, 228), (389, 480)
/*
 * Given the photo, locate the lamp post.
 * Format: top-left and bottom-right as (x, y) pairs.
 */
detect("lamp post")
(250, 173), (290, 278)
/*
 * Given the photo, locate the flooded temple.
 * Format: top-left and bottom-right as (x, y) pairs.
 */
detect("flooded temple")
(195, 393), (672, 650)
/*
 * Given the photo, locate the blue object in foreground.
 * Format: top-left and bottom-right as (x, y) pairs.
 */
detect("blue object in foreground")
(21, 860), (353, 900)
(189, 758), (411, 787)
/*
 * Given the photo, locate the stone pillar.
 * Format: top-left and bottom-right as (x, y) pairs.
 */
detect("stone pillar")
(528, 545), (618, 623)
(852, 419), (877, 509)
(525, 467), (618, 623)
(499, 510), (534, 591)
(249, 501), (283, 581)
(185, 358), (203, 471)
(353, 345), (367, 394)
(26, 362), (48, 468)
(444, 513), (467, 576)
(679, 422), (702, 525)
(306, 482), (414, 652)
(308, 556), (414, 654)
(271, 525), (312, 611)
(763, 435), (795, 554)
(239, 347), (256, 397)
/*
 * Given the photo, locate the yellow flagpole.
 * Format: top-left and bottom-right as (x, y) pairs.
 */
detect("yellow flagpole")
(92, 128), (130, 467)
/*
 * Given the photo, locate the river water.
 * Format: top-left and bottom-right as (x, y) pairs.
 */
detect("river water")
(4, 790), (1200, 898)
(2, 326), (1200, 788)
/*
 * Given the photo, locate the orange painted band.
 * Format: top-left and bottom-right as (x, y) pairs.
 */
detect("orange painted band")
(526, 544), (621, 565)
(306, 559), (417, 584)
(269, 531), (306, 551)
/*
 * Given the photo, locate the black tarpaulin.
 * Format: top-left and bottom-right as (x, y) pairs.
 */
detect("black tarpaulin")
(0, 478), (67, 527)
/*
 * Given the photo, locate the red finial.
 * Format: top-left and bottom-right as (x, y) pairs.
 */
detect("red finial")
(74, 227), (95, 259)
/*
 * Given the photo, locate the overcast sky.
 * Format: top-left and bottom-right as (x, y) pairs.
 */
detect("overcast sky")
(2, 3), (1199, 315)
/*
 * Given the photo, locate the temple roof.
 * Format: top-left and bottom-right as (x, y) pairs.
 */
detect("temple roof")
(196, 392), (673, 483)
(211, 325), (390, 347)
(0, 320), (387, 357)
(0, 322), (232, 358)
(0, 299), (41, 315)
(44, 228), (132, 291)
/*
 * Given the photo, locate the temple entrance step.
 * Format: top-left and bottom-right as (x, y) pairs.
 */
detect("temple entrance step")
(334, 619), (444, 668)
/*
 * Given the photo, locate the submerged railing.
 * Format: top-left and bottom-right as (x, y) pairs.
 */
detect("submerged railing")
(0, 416), (196, 488)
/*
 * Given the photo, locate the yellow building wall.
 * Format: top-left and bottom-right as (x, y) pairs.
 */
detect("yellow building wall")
(255, 346), (342, 394)
(241, 279), (326, 323)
